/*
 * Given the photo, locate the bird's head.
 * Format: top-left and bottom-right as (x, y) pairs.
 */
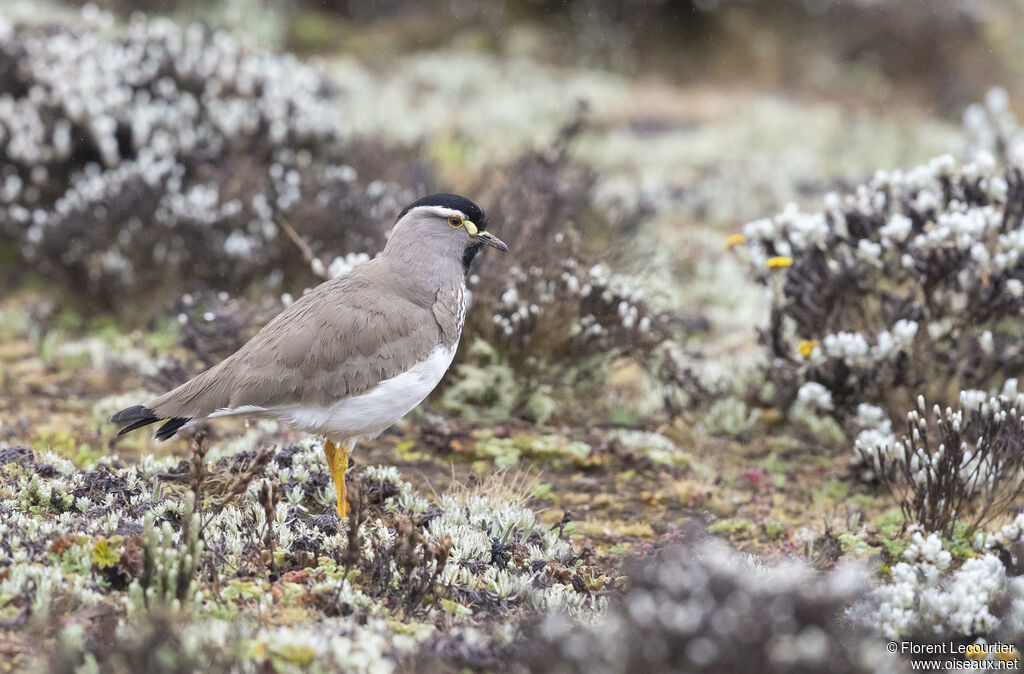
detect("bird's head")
(385, 193), (508, 273)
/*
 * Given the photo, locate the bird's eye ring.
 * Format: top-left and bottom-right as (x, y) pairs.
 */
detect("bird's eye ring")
(447, 216), (464, 228)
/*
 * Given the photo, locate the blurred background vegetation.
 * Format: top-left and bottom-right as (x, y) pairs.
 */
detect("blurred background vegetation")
(5, 0), (1019, 426)
(74, 0), (1024, 110)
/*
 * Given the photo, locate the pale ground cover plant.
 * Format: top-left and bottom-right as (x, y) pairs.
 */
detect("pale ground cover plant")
(720, 97), (1024, 629)
(849, 523), (1024, 653)
(720, 95), (1024, 578)
(671, 86), (1024, 668)
(525, 518), (1024, 672)
(0, 436), (611, 672)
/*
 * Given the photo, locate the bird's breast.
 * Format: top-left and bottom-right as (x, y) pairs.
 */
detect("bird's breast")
(433, 282), (467, 348)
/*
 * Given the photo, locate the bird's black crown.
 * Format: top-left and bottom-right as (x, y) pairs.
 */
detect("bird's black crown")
(398, 193), (487, 228)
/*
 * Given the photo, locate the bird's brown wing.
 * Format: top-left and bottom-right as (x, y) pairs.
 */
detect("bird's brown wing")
(144, 260), (442, 419)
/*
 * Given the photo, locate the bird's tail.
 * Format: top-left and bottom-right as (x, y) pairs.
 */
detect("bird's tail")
(110, 405), (190, 441)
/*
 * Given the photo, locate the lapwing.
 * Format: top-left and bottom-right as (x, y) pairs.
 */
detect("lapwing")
(111, 193), (508, 518)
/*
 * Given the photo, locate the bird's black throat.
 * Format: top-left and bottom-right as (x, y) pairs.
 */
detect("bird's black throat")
(462, 241), (484, 275)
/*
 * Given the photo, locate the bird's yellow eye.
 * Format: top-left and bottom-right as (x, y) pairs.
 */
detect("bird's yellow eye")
(447, 216), (464, 228)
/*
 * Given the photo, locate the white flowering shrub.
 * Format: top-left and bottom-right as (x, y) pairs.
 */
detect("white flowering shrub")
(855, 386), (1024, 538)
(526, 532), (898, 674)
(851, 528), (1024, 650)
(964, 87), (1024, 167)
(733, 149), (1024, 437)
(0, 9), (415, 307)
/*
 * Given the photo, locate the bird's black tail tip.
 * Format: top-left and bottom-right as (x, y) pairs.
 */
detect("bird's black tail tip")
(110, 405), (189, 440)
(110, 404), (152, 425)
(154, 417), (190, 441)
(111, 405), (159, 436)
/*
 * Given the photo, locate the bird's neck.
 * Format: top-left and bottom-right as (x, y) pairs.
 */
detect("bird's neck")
(381, 249), (464, 303)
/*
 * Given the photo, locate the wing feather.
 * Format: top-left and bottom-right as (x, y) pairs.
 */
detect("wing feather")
(146, 260), (441, 419)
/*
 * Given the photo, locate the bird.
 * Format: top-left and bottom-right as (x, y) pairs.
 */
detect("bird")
(110, 193), (507, 518)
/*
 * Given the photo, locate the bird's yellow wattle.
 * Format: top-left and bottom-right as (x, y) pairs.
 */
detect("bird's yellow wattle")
(464, 220), (478, 236)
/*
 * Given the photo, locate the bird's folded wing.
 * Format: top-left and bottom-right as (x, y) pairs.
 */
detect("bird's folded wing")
(146, 272), (441, 419)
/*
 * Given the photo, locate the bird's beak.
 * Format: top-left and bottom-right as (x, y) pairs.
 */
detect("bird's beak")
(475, 230), (509, 252)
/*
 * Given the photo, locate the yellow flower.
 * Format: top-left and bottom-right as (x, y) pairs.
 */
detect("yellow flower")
(798, 340), (820, 358)
(965, 645), (987, 661)
(725, 233), (747, 250)
(766, 256), (793, 269)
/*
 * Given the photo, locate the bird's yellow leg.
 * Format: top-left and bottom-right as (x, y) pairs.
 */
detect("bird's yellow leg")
(323, 439), (342, 517)
(323, 439), (351, 518)
(323, 439), (336, 470)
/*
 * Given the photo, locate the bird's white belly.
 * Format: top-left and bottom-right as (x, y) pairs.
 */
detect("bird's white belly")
(211, 343), (457, 440)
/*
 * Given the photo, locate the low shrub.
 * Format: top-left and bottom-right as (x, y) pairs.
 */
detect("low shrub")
(733, 150), (1024, 435)
(0, 9), (420, 309)
(856, 386), (1024, 538)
